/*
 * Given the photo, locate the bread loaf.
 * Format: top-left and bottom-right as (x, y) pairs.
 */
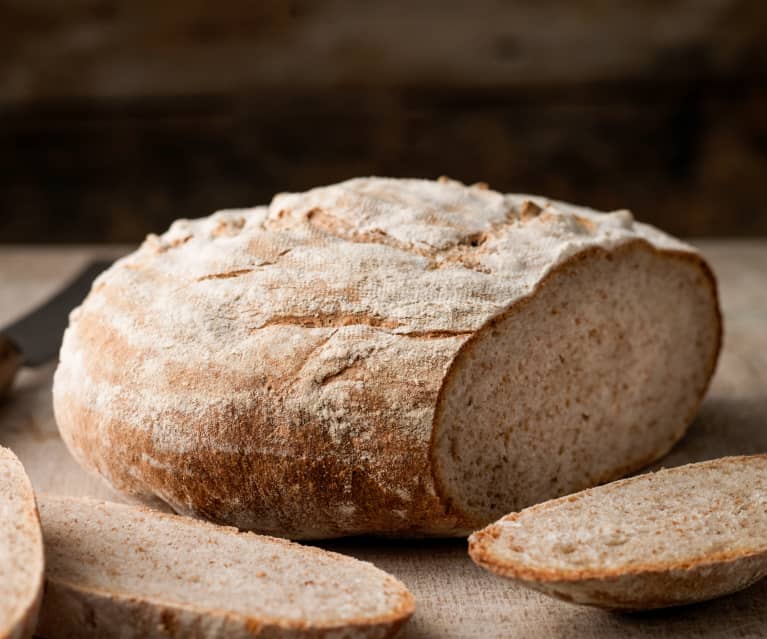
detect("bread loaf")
(53, 177), (721, 538)
(36, 496), (414, 639)
(468, 455), (767, 610)
(0, 447), (43, 639)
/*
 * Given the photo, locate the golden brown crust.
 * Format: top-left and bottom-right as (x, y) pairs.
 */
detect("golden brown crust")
(489, 553), (767, 611)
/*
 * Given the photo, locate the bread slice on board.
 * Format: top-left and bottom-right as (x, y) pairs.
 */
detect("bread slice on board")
(36, 496), (414, 639)
(469, 455), (767, 610)
(0, 447), (44, 639)
(53, 176), (721, 538)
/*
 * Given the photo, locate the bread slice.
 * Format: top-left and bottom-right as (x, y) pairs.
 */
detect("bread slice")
(469, 455), (767, 610)
(0, 447), (44, 639)
(53, 177), (721, 538)
(36, 496), (414, 639)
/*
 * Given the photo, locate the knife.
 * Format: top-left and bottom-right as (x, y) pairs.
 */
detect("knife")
(0, 261), (112, 399)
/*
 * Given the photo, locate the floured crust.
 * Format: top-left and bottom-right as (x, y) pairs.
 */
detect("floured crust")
(468, 456), (767, 609)
(53, 177), (721, 538)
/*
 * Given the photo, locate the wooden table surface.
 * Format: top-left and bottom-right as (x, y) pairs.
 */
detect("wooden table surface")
(1, 242), (766, 639)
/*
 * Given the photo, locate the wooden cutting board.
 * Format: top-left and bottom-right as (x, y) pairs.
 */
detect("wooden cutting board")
(1, 243), (766, 639)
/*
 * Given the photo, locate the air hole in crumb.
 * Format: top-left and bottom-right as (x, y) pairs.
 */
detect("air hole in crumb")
(464, 232), (488, 248)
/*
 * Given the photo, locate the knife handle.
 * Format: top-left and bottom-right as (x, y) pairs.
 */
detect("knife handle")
(0, 334), (23, 399)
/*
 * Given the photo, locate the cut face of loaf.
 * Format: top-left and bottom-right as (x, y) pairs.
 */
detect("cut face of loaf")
(53, 177), (721, 538)
(433, 242), (719, 524)
(0, 448), (44, 639)
(469, 455), (767, 610)
(36, 497), (414, 639)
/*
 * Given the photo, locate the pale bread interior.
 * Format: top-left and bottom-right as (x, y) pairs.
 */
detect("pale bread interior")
(474, 455), (767, 575)
(0, 448), (43, 638)
(434, 243), (719, 525)
(40, 496), (412, 628)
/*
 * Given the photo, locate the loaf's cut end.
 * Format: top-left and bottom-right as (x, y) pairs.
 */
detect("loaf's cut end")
(433, 240), (721, 528)
(469, 455), (767, 610)
(0, 447), (44, 639)
(37, 496), (414, 638)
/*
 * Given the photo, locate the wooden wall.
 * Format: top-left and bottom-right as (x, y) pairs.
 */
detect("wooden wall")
(2, 0), (766, 241)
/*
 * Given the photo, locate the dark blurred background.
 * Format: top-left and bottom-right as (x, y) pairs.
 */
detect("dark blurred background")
(2, 0), (767, 243)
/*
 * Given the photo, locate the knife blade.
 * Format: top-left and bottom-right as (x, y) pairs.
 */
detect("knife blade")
(0, 260), (112, 398)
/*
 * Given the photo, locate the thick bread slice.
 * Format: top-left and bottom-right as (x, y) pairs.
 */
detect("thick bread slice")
(469, 455), (767, 610)
(36, 496), (414, 639)
(53, 176), (721, 538)
(0, 447), (43, 639)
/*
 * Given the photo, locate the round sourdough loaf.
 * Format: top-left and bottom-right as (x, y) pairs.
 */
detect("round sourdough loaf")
(53, 177), (721, 539)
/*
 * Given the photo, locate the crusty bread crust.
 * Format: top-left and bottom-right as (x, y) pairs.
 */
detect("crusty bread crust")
(52, 177), (721, 538)
(37, 496), (414, 639)
(469, 455), (767, 610)
(0, 448), (44, 639)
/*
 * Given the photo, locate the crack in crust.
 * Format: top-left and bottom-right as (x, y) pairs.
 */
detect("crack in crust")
(270, 200), (552, 276)
(283, 329), (341, 391)
(254, 312), (473, 339)
(195, 249), (294, 281)
(256, 312), (403, 330)
(145, 233), (193, 253)
(197, 269), (254, 281)
(317, 356), (365, 385)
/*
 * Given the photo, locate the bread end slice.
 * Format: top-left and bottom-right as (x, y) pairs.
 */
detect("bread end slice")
(469, 455), (767, 610)
(37, 496), (414, 638)
(0, 447), (44, 639)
